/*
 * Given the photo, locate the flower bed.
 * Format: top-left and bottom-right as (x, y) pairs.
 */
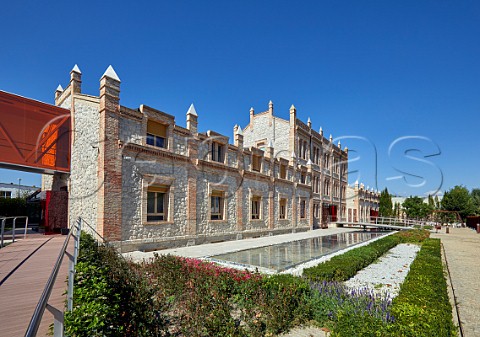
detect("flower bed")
(65, 230), (455, 337)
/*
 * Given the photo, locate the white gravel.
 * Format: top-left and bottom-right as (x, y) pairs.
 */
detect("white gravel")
(344, 243), (420, 298)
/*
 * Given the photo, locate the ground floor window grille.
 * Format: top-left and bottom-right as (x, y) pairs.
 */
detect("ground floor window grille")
(251, 196), (261, 219)
(211, 191), (224, 220)
(279, 198), (286, 219)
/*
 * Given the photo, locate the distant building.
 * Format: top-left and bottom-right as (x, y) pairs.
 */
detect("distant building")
(0, 182), (38, 199)
(346, 182), (380, 223)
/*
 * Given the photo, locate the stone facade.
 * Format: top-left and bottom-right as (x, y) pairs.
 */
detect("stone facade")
(43, 65), (353, 252)
(346, 183), (380, 223)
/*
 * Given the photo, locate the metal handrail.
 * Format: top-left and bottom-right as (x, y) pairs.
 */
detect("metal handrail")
(1, 216), (29, 248)
(25, 218), (82, 337)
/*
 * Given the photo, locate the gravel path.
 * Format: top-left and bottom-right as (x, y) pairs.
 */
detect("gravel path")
(344, 243), (420, 298)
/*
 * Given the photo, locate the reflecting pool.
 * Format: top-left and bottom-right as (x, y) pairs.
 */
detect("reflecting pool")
(209, 231), (390, 272)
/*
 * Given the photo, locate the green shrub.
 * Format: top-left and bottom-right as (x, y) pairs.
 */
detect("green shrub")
(303, 230), (430, 282)
(0, 197), (26, 216)
(303, 235), (401, 282)
(389, 239), (457, 336)
(64, 232), (167, 337)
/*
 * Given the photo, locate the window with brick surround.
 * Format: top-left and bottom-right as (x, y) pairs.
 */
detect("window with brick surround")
(279, 163), (287, 179)
(252, 155), (261, 172)
(210, 191), (224, 220)
(251, 196), (261, 219)
(146, 120), (167, 148)
(279, 198), (286, 219)
(211, 141), (225, 163)
(300, 199), (306, 219)
(147, 185), (169, 221)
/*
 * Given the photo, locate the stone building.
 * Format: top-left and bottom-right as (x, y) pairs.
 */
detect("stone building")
(43, 65), (349, 252)
(346, 182), (380, 223)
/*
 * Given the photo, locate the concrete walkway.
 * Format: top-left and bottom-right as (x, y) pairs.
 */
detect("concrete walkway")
(431, 228), (480, 337)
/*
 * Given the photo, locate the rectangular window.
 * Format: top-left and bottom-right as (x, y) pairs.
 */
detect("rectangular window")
(300, 199), (306, 219)
(279, 164), (287, 179)
(252, 155), (261, 172)
(0, 191), (12, 198)
(211, 191), (224, 220)
(256, 140), (267, 151)
(147, 185), (168, 221)
(251, 196), (261, 219)
(279, 198), (286, 219)
(211, 142), (224, 163)
(300, 173), (306, 184)
(147, 120), (167, 148)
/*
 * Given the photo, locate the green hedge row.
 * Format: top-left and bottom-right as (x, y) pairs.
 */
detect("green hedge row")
(389, 238), (457, 336)
(303, 234), (400, 282)
(303, 230), (430, 282)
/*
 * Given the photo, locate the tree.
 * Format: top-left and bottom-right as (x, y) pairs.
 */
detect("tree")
(402, 196), (433, 219)
(379, 188), (393, 217)
(441, 186), (476, 222)
(393, 202), (401, 218)
(471, 188), (480, 215)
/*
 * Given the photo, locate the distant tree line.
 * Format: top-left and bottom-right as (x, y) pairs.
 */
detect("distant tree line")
(378, 185), (480, 223)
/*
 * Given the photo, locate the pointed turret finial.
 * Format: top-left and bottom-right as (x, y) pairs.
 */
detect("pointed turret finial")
(71, 64), (81, 74)
(269, 100), (273, 107)
(56, 85), (63, 92)
(307, 158), (312, 165)
(307, 117), (311, 126)
(186, 103), (197, 116)
(291, 151), (297, 159)
(329, 134), (333, 142)
(235, 126), (243, 136)
(102, 65), (121, 82)
(268, 139), (274, 148)
(290, 104), (296, 111)
(337, 140), (341, 148)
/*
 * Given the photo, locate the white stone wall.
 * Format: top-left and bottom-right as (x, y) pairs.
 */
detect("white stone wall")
(243, 114), (291, 160)
(119, 117), (143, 145)
(68, 96), (100, 228)
(173, 133), (188, 156)
(121, 156), (188, 240)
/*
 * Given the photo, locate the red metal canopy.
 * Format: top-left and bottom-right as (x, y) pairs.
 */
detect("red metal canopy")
(0, 90), (70, 174)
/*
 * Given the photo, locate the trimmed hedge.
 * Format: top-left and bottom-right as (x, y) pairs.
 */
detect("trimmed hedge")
(303, 230), (429, 282)
(389, 238), (457, 336)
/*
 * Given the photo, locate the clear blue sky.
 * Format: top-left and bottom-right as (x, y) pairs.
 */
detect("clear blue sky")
(1, 0), (479, 196)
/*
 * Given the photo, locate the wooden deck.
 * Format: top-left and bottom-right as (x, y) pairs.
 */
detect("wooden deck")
(0, 235), (71, 337)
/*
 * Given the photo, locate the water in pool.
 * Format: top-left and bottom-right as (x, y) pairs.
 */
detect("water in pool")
(209, 231), (389, 272)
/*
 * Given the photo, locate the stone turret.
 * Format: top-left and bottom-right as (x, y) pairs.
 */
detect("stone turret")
(98, 65), (122, 241)
(70, 64), (82, 94)
(55, 84), (63, 100)
(186, 103), (198, 134)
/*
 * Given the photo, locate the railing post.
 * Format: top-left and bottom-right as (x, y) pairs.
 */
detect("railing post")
(1, 218), (5, 248)
(24, 217), (28, 239)
(67, 218), (82, 312)
(12, 217), (16, 243)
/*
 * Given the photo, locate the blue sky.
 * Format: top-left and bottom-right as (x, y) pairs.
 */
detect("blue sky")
(1, 1), (479, 196)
